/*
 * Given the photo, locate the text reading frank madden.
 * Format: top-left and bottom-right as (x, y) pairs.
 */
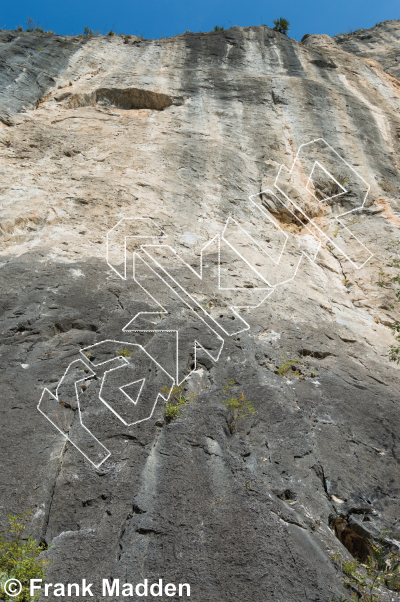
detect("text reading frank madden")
(30, 579), (190, 598)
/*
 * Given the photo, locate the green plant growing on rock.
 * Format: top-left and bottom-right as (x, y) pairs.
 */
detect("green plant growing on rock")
(348, 216), (361, 227)
(221, 379), (256, 432)
(331, 174), (349, 196)
(117, 347), (134, 357)
(161, 384), (196, 423)
(383, 240), (400, 363)
(277, 355), (301, 377)
(272, 17), (290, 35)
(83, 26), (93, 36)
(331, 532), (400, 601)
(0, 512), (49, 601)
(377, 267), (387, 287)
(389, 321), (400, 363)
(316, 174), (349, 199)
(25, 17), (44, 33)
(213, 25), (224, 31)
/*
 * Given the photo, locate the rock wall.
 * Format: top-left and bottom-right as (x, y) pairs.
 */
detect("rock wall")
(333, 19), (400, 79)
(0, 22), (400, 601)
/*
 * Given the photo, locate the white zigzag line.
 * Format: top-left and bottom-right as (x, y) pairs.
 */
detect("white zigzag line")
(37, 359), (111, 469)
(123, 253), (225, 384)
(39, 138), (375, 467)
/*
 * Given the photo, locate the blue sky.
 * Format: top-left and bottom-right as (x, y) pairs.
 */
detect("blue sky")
(1, 0), (399, 41)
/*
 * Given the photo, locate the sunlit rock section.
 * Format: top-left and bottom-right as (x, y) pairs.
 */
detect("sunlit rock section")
(0, 22), (400, 602)
(332, 19), (400, 79)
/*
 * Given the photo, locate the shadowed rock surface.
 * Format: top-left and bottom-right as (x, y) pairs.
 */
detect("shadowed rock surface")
(0, 22), (400, 602)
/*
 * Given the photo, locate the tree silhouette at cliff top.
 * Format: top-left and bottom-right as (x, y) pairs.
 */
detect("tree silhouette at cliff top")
(273, 17), (290, 35)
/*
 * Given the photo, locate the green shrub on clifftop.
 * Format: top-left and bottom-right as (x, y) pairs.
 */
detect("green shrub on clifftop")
(272, 17), (290, 35)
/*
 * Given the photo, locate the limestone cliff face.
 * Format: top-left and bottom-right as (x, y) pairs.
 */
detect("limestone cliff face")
(333, 19), (400, 79)
(0, 23), (400, 601)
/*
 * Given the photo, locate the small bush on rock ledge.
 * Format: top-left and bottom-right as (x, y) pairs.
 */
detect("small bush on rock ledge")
(25, 17), (44, 33)
(331, 531), (400, 601)
(221, 379), (256, 432)
(0, 512), (49, 601)
(273, 17), (290, 35)
(162, 384), (196, 423)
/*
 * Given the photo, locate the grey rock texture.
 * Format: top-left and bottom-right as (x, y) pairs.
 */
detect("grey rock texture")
(0, 30), (86, 123)
(333, 19), (400, 79)
(0, 23), (400, 602)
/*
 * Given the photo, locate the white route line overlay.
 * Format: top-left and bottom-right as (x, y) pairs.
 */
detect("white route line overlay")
(296, 138), (370, 215)
(138, 238), (274, 337)
(274, 167), (372, 270)
(38, 342), (175, 468)
(124, 253), (225, 385)
(106, 217), (166, 280)
(82, 340), (174, 427)
(38, 138), (374, 468)
(37, 359), (111, 469)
